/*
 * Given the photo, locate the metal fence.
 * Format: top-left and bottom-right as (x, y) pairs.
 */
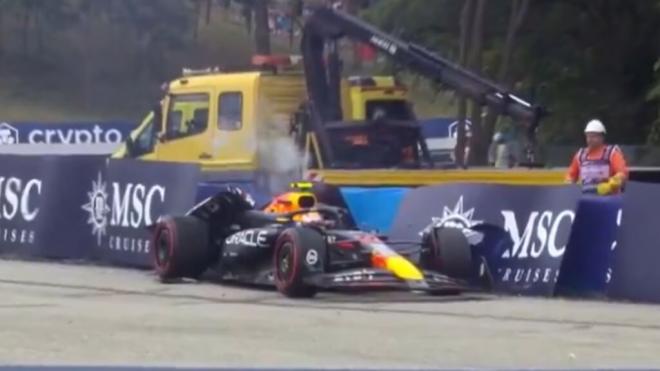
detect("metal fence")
(542, 145), (660, 167)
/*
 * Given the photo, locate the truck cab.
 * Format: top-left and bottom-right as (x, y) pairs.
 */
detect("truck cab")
(112, 57), (417, 175)
(341, 76), (411, 121)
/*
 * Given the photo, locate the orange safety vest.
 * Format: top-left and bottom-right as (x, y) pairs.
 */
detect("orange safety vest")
(576, 145), (625, 194)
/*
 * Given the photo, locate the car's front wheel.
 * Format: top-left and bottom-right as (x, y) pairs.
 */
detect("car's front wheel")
(152, 216), (210, 281)
(273, 227), (323, 298)
(421, 227), (473, 280)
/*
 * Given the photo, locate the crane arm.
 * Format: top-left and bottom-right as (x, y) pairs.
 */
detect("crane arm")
(301, 6), (545, 128)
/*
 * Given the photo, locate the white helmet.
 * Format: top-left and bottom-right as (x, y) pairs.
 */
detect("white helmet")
(585, 119), (606, 134)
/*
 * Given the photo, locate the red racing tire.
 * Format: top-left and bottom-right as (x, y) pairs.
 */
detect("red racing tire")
(152, 216), (210, 281)
(273, 227), (322, 298)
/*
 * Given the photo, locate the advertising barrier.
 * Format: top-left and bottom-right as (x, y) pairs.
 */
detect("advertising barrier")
(0, 121), (134, 145)
(1, 152), (660, 303)
(555, 195), (622, 297)
(0, 155), (201, 269)
(0, 155), (48, 256)
(90, 159), (201, 268)
(35, 155), (108, 260)
(388, 183), (582, 295)
(608, 181), (660, 303)
(0, 155), (107, 259)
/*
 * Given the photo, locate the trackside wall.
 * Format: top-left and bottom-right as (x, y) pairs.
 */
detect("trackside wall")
(0, 153), (657, 302)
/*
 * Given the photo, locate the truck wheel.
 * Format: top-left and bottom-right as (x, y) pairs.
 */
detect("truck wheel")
(152, 216), (210, 281)
(421, 227), (473, 280)
(273, 228), (321, 298)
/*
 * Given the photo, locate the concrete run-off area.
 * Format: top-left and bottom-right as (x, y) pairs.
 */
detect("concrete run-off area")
(1, 259), (660, 369)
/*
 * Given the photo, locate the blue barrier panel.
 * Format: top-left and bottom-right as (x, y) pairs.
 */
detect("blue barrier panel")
(388, 183), (582, 296)
(0, 121), (135, 145)
(36, 155), (108, 259)
(555, 195), (622, 297)
(0, 155), (48, 255)
(338, 187), (409, 234)
(608, 181), (660, 303)
(91, 159), (201, 268)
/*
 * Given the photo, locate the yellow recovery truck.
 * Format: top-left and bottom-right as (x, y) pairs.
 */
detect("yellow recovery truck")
(113, 6), (564, 192)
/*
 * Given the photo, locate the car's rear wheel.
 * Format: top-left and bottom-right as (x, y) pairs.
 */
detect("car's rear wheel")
(152, 216), (210, 281)
(273, 228), (321, 298)
(421, 227), (473, 280)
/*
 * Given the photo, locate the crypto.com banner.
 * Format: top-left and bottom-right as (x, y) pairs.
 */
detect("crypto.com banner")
(388, 183), (583, 296)
(0, 121), (134, 145)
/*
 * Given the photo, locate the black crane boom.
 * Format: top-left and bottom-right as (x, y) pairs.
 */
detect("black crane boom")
(298, 6), (546, 169)
(301, 6), (544, 127)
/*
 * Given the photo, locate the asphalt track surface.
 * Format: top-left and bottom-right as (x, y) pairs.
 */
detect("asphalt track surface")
(2, 259), (660, 369)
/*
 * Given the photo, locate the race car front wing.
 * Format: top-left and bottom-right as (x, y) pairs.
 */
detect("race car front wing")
(304, 268), (470, 294)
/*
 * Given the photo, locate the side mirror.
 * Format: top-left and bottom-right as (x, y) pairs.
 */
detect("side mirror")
(151, 103), (166, 143)
(125, 136), (135, 156)
(153, 103), (164, 133)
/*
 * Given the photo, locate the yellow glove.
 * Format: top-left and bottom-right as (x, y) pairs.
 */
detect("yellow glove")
(610, 174), (624, 188)
(596, 182), (613, 195)
(596, 177), (623, 195)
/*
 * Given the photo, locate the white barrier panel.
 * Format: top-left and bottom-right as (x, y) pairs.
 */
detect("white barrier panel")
(0, 143), (120, 155)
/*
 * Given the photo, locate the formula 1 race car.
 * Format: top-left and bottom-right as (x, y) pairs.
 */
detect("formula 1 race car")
(150, 183), (482, 298)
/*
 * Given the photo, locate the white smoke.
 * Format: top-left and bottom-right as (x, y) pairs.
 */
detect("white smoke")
(255, 111), (308, 194)
(206, 97), (309, 194)
(258, 135), (304, 173)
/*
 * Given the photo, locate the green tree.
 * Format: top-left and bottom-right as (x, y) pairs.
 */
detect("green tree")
(517, 0), (660, 145)
(454, 0), (474, 168)
(253, 0), (271, 54)
(645, 59), (660, 144)
(481, 0), (530, 158)
(364, 0), (660, 150)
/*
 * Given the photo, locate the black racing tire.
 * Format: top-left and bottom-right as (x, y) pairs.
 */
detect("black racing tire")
(422, 227), (473, 280)
(152, 216), (210, 281)
(273, 227), (322, 298)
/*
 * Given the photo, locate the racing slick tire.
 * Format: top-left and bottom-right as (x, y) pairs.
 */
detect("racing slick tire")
(421, 226), (473, 281)
(273, 227), (323, 298)
(152, 216), (210, 281)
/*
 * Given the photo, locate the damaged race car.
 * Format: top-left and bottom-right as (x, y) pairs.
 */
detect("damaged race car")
(150, 182), (486, 298)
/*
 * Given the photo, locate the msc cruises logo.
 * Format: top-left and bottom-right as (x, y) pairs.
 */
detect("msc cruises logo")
(420, 196), (484, 245)
(81, 172), (111, 245)
(81, 171), (166, 253)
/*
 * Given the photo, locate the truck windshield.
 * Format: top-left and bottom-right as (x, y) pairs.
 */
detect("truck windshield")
(128, 113), (156, 157)
(165, 93), (210, 139)
(365, 100), (414, 121)
(326, 124), (422, 169)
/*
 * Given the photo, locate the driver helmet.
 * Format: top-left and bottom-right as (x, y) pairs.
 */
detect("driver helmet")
(225, 186), (255, 208)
